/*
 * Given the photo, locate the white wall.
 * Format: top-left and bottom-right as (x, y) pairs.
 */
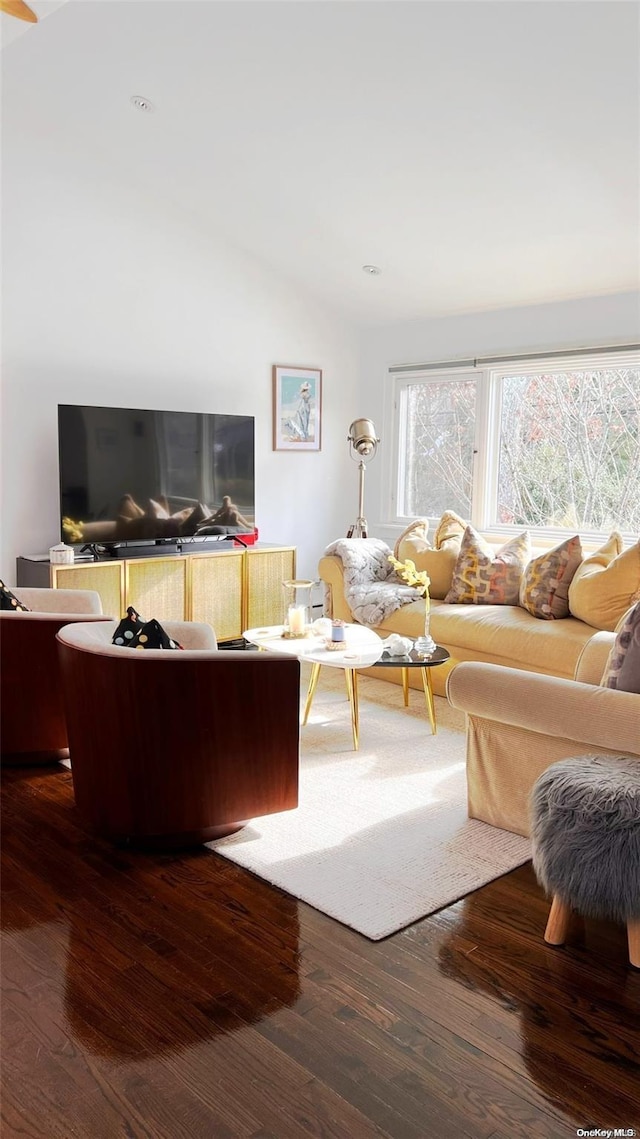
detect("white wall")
(359, 292), (640, 544)
(1, 133), (361, 581)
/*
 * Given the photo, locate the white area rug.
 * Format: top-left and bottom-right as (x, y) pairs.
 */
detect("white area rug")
(208, 668), (531, 940)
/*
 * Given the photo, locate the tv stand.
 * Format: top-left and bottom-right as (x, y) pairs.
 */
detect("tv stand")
(16, 544), (296, 643)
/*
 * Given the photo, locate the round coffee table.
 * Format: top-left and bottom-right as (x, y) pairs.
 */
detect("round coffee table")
(243, 624), (450, 750)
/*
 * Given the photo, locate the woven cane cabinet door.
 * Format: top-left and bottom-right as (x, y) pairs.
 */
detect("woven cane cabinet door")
(190, 551), (244, 642)
(52, 563), (124, 620)
(245, 547), (296, 630)
(125, 557), (187, 623)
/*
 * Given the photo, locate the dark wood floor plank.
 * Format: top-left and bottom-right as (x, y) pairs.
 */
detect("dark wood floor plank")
(3, 764), (640, 1139)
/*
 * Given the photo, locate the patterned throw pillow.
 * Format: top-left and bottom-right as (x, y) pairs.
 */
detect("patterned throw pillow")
(0, 581), (30, 612)
(519, 535), (583, 620)
(568, 533), (640, 631)
(112, 606), (145, 645)
(601, 602), (640, 693)
(445, 527), (531, 605)
(129, 619), (183, 650)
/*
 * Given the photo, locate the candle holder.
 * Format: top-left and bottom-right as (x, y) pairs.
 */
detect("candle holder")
(282, 579), (314, 638)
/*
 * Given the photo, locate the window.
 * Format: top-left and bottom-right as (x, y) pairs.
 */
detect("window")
(391, 350), (640, 538)
(397, 374), (477, 521)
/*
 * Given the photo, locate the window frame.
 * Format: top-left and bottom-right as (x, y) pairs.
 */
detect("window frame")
(385, 348), (640, 544)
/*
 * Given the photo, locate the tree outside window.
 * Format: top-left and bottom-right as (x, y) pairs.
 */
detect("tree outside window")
(395, 355), (639, 535)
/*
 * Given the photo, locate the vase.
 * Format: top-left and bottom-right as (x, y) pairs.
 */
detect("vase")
(414, 596), (436, 657)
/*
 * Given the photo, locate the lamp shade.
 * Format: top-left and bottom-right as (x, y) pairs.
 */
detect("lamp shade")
(348, 419), (379, 457)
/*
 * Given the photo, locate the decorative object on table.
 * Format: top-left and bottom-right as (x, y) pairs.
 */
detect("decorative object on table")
(380, 633), (414, 656)
(330, 619), (346, 643)
(49, 543), (74, 565)
(282, 579), (314, 638)
(325, 638), (348, 652)
(310, 617), (332, 637)
(346, 418), (380, 538)
(388, 553), (436, 655)
(531, 754), (640, 967)
(272, 365), (322, 451)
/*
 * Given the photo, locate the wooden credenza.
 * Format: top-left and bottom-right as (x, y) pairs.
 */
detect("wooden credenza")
(16, 544), (296, 643)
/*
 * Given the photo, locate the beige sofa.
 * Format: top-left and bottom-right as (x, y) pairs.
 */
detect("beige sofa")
(319, 553), (609, 698)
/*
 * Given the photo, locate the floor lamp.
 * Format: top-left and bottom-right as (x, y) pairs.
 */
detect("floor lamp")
(346, 419), (380, 538)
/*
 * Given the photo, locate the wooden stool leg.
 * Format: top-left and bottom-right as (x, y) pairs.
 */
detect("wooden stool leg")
(627, 919), (640, 968)
(544, 896), (572, 946)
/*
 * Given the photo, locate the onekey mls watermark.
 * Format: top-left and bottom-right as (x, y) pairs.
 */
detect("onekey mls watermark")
(576, 1130), (637, 1137)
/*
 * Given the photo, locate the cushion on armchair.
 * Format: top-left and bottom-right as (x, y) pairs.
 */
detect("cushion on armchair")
(112, 606), (183, 650)
(0, 581), (30, 612)
(130, 619), (183, 650)
(112, 606), (145, 645)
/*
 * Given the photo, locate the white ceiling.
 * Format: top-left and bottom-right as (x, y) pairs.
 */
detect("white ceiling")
(3, 1), (639, 324)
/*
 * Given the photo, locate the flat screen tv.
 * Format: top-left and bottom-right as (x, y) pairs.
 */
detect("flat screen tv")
(58, 404), (255, 548)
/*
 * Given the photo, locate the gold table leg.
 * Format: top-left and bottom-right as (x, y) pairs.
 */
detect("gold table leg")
(302, 662), (322, 726)
(421, 667), (437, 734)
(402, 666), (409, 707)
(346, 668), (360, 750)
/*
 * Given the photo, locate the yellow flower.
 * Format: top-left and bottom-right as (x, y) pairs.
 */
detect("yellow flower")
(388, 553), (431, 601)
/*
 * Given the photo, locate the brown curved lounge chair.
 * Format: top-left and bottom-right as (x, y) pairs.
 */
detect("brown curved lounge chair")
(1, 587), (108, 765)
(56, 620), (300, 848)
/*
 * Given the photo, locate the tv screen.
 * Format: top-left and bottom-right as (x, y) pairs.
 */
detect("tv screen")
(58, 404), (255, 547)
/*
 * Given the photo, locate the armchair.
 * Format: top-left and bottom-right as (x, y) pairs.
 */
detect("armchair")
(447, 632), (640, 838)
(56, 621), (301, 848)
(1, 587), (108, 765)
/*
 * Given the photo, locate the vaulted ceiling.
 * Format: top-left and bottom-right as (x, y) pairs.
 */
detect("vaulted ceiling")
(3, 1), (638, 323)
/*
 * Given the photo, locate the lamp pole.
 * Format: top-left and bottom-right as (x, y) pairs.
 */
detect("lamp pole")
(347, 459), (369, 538)
(346, 419), (379, 538)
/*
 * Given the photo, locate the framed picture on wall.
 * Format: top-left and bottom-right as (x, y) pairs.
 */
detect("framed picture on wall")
(272, 365), (322, 451)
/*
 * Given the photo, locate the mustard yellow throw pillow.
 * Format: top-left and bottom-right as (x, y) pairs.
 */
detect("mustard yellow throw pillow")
(568, 532), (640, 631)
(393, 519), (429, 560)
(519, 535), (583, 620)
(445, 527), (530, 605)
(433, 509), (467, 548)
(394, 513), (466, 599)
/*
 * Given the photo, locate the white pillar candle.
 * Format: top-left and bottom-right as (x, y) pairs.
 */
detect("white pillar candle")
(288, 605), (306, 635)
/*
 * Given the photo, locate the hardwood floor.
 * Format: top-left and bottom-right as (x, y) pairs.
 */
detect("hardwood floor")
(2, 763), (639, 1139)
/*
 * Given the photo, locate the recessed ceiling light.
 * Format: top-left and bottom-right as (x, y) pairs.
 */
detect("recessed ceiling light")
(362, 265), (381, 276)
(130, 95), (155, 113)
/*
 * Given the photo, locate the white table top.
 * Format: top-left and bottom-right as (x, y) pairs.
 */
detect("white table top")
(242, 623), (385, 669)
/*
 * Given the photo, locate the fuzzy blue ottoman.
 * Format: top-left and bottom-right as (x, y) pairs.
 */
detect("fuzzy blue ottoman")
(530, 754), (640, 968)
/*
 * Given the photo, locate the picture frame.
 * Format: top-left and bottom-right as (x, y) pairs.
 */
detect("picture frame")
(272, 365), (322, 452)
